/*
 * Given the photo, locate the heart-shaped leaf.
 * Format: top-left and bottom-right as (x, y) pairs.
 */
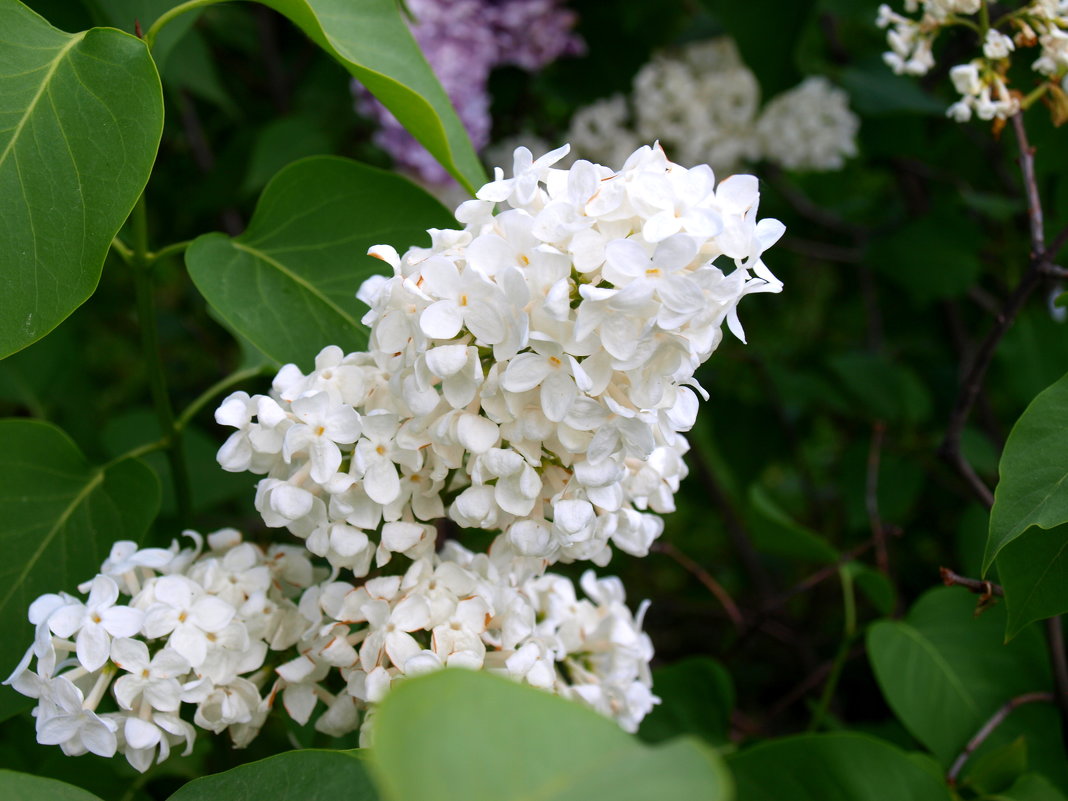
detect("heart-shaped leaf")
(186, 156), (452, 368)
(0, 0), (163, 358)
(986, 371), (1068, 572)
(0, 419), (160, 721)
(370, 669), (732, 801)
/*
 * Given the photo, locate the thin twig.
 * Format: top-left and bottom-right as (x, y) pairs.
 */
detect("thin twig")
(688, 443), (775, 602)
(765, 644), (867, 724)
(866, 421), (889, 574)
(1046, 617), (1068, 751)
(946, 691), (1054, 784)
(940, 566), (1004, 596)
(939, 111), (1051, 510)
(652, 542), (744, 632)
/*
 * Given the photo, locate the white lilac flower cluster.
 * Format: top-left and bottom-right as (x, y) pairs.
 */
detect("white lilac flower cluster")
(7, 143), (782, 769)
(215, 143), (783, 575)
(3, 531), (314, 771)
(877, 0), (1068, 122)
(563, 39), (859, 175)
(5, 530), (654, 769)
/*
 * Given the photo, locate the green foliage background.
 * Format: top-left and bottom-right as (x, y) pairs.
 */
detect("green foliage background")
(2, 0), (1068, 799)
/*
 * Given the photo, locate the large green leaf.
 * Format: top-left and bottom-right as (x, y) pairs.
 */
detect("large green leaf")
(867, 588), (1053, 768)
(0, 0), (163, 359)
(639, 657), (734, 746)
(370, 669), (732, 801)
(260, 0), (485, 192)
(728, 733), (951, 801)
(0, 419), (160, 721)
(986, 372), (1068, 572)
(0, 770), (105, 801)
(167, 750), (379, 801)
(186, 156), (453, 368)
(998, 524), (1068, 636)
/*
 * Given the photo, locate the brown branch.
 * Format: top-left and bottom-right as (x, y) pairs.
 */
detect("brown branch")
(939, 111), (1052, 510)
(947, 691), (1054, 784)
(866, 421), (890, 574)
(652, 542), (744, 632)
(1046, 617), (1068, 751)
(940, 566), (1004, 597)
(689, 444), (775, 602)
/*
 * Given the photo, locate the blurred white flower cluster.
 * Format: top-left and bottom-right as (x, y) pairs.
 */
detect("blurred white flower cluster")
(6, 530), (654, 770)
(877, 0), (1068, 122)
(563, 39), (858, 174)
(217, 143), (782, 574)
(8, 143), (782, 768)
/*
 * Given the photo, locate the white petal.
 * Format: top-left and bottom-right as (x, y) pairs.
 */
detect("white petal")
(420, 300), (463, 340)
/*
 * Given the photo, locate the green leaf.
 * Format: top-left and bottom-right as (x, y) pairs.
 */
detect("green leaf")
(0, 0), (163, 359)
(0, 419), (160, 721)
(242, 116), (334, 195)
(986, 371), (1068, 572)
(167, 749), (379, 801)
(866, 588), (1051, 767)
(0, 769), (105, 801)
(839, 62), (947, 116)
(748, 484), (837, 562)
(639, 658), (734, 746)
(370, 669), (732, 801)
(259, 0), (485, 192)
(728, 732), (951, 801)
(827, 352), (932, 424)
(998, 525), (1068, 636)
(186, 156), (453, 368)
(993, 773), (1068, 801)
(963, 736), (1028, 796)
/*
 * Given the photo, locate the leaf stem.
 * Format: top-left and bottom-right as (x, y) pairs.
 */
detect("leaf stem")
(175, 364), (270, 433)
(143, 0), (226, 51)
(946, 691), (1054, 784)
(110, 236), (133, 264)
(808, 567), (856, 731)
(131, 194), (192, 522)
(149, 239), (192, 264)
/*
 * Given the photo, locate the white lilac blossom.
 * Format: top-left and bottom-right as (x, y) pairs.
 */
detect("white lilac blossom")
(353, 0), (584, 184)
(563, 38), (858, 174)
(6, 531), (657, 762)
(878, 1), (1068, 122)
(214, 143), (784, 575)
(4, 531), (314, 772)
(755, 77), (860, 171)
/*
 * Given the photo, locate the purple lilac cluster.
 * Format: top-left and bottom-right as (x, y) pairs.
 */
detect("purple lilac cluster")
(355, 0), (584, 184)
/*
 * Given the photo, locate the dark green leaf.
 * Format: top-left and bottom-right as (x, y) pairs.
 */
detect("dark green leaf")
(259, 0), (486, 192)
(0, 0), (164, 358)
(986, 371), (1068, 571)
(992, 773), (1068, 801)
(963, 736), (1028, 796)
(0, 419), (160, 721)
(827, 353), (932, 424)
(639, 658), (734, 746)
(998, 525), (1068, 636)
(167, 749), (379, 801)
(371, 669), (732, 801)
(0, 769), (105, 801)
(186, 156), (452, 368)
(728, 732), (952, 801)
(867, 588), (1050, 767)
(748, 484), (837, 562)
(839, 63), (947, 116)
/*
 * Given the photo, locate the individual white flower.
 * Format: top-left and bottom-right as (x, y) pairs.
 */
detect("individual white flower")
(283, 391), (362, 483)
(141, 576), (236, 668)
(46, 576), (144, 673)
